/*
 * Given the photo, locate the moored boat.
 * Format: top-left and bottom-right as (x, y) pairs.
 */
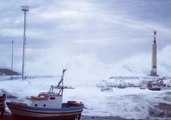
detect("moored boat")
(0, 94), (5, 116)
(147, 79), (165, 91)
(7, 69), (83, 120)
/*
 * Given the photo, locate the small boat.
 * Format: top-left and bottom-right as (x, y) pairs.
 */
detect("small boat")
(0, 94), (5, 116)
(7, 69), (83, 120)
(147, 79), (165, 91)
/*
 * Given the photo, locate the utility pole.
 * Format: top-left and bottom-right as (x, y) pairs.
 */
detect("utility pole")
(11, 40), (14, 80)
(21, 6), (29, 79)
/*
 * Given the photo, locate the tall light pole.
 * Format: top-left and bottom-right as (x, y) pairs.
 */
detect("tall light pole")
(21, 6), (29, 79)
(11, 40), (14, 80)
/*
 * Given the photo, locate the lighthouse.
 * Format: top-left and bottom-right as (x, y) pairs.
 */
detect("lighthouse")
(150, 30), (158, 76)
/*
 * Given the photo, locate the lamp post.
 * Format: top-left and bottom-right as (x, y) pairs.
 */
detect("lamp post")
(21, 6), (29, 79)
(11, 40), (14, 80)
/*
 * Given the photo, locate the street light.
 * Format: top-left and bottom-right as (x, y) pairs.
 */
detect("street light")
(11, 40), (14, 80)
(21, 5), (29, 80)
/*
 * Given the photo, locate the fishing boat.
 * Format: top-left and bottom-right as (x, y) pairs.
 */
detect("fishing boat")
(0, 94), (5, 116)
(7, 69), (83, 120)
(147, 79), (165, 91)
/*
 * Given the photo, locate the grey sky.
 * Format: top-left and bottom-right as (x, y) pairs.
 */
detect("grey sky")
(0, 0), (171, 75)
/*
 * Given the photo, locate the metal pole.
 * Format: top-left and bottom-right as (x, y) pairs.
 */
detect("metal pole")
(22, 10), (26, 79)
(21, 6), (29, 80)
(11, 40), (14, 80)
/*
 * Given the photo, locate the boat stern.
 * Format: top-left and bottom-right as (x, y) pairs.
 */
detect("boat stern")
(0, 94), (6, 116)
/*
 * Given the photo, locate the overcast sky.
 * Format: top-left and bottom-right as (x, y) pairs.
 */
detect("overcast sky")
(0, 0), (171, 77)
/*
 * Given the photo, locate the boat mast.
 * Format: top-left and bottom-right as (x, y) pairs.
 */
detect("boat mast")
(57, 69), (67, 95)
(49, 69), (67, 95)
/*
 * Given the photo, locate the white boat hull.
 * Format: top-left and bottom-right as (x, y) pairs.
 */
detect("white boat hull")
(7, 102), (83, 119)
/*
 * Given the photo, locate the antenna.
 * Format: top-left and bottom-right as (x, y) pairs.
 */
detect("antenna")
(21, 6), (29, 80)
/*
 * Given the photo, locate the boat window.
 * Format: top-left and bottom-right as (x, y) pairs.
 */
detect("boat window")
(50, 97), (55, 100)
(35, 104), (37, 107)
(43, 104), (46, 107)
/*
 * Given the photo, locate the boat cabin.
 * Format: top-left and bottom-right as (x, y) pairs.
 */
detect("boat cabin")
(27, 92), (62, 108)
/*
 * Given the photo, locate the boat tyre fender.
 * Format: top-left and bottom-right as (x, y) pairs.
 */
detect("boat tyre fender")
(67, 101), (81, 106)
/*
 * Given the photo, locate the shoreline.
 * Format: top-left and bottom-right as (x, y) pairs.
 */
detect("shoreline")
(81, 115), (128, 120)
(0, 115), (129, 120)
(1, 115), (171, 120)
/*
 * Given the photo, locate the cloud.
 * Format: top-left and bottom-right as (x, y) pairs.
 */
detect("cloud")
(0, 0), (171, 78)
